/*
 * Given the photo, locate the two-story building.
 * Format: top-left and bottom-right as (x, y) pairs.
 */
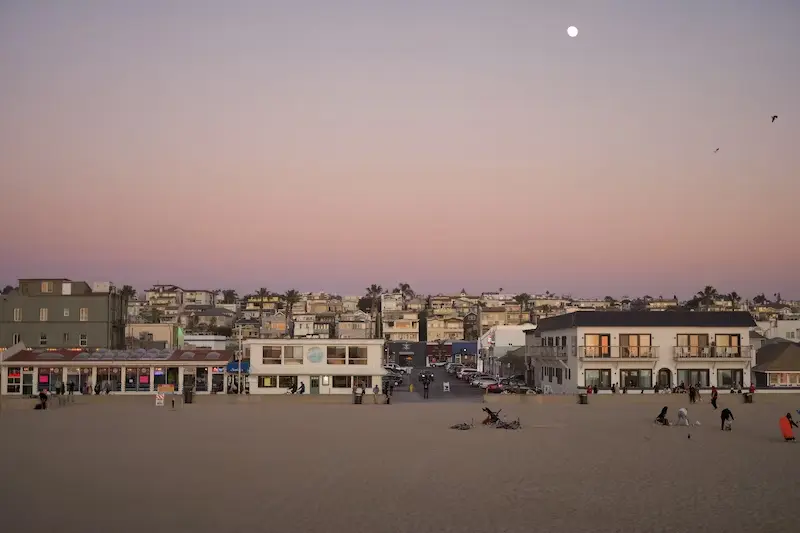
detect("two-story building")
(477, 325), (530, 374)
(528, 311), (756, 394)
(0, 279), (127, 350)
(183, 290), (215, 307)
(382, 311), (420, 341)
(336, 311), (371, 339)
(426, 316), (464, 341)
(145, 285), (184, 308)
(245, 339), (385, 394)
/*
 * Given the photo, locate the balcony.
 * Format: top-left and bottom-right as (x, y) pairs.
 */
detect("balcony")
(673, 346), (753, 360)
(578, 346), (660, 359)
(530, 346), (573, 360)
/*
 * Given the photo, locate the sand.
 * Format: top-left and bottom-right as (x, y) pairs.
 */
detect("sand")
(1, 395), (798, 533)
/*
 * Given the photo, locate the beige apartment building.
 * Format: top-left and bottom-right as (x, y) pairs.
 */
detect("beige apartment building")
(426, 316), (464, 341)
(382, 311), (420, 341)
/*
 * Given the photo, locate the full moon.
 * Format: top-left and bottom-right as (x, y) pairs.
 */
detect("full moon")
(567, 26), (578, 37)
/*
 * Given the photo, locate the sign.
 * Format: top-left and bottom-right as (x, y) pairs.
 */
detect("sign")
(155, 393), (165, 407)
(226, 361), (251, 374)
(157, 384), (175, 393)
(307, 347), (323, 363)
(443, 382), (450, 392)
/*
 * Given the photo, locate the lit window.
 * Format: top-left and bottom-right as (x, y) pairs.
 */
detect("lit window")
(39, 308), (48, 321)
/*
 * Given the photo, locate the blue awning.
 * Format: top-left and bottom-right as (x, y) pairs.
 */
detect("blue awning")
(226, 361), (250, 374)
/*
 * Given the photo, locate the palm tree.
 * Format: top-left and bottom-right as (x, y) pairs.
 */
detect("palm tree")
(364, 284), (383, 337)
(283, 289), (300, 338)
(256, 287), (269, 337)
(696, 285), (719, 310)
(221, 289), (238, 304)
(120, 285), (137, 300)
(396, 282), (415, 302)
(753, 293), (768, 305)
(728, 291), (742, 310)
(1, 285), (14, 295)
(514, 293), (532, 311)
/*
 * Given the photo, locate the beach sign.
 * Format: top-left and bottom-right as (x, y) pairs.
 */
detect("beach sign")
(443, 382), (450, 392)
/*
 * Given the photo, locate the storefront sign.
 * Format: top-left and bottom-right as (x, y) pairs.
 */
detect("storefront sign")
(307, 347), (323, 363)
(226, 361), (250, 374)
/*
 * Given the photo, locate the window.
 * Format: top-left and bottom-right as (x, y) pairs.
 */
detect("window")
(353, 376), (373, 388)
(677, 369), (709, 387)
(79, 308), (89, 321)
(262, 347), (281, 364)
(39, 333), (47, 346)
(12, 333), (21, 344)
(620, 369), (652, 389)
(13, 308), (21, 322)
(327, 346), (346, 365)
(79, 334), (87, 347)
(6, 367), (21, 393)
(769, 373), (800, 387)
(561, 336), (567, 347)
(64, 308), (70, 317)
(278, 376), (296, 388)
(718, 369), (744, 388)
(39, 308), (48, 321)
(583, 334), (611, 357)
(584, 369), (611, 388)
(283, 346), (303, 364)
(676, 334), (709, 357)
(714, 334), (741, 357)
(41, 281), (53, 293)
(258, 376), (277, 388)
(63, 333), (69, 343)
(332, 375), (352, 388)
(619, 334), (652, 357)
(348, 346), (368, 365)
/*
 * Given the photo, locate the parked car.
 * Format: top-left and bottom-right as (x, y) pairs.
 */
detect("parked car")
(383, 374), (404, 387)
(476, 378), (501, 389)
(458, 368), (479, 380)
(469, 374), (492, 386)
(430, 361), (448, 368)
(446, 363), (464, 374)
(384, 363), (413, 374)
(486, 383), (504, 394)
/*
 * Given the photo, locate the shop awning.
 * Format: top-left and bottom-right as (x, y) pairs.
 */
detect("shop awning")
(226, 361), (250, 374)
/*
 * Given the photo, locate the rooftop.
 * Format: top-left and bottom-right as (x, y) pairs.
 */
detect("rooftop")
(1, 348), (234, 364)
(535, 311), (757, 332)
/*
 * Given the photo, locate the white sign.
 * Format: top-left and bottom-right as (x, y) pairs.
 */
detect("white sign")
(443, 382), (450, 392)
(155, 393), (165, 407)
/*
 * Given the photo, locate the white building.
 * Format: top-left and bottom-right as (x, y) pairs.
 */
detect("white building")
(245, 339), (386, 395)
(477, 325), (531, 374)
(184, 290), (215, 306)
(183, 334), (228, 350)
(528, 311), (756, 394)
(755, 319), (800, 342)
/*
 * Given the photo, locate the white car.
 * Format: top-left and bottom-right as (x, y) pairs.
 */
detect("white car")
(384, 363), (413, 375)
(477, 378), (501, 389)
(457, 368), (479, 380)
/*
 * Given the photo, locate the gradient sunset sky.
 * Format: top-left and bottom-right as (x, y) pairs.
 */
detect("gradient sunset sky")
(1, 1), (798, 298)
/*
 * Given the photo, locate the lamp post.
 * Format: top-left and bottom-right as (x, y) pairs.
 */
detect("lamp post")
(237, 324), (243, 394)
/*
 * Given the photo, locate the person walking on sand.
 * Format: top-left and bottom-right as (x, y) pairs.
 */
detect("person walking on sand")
(711, 385), (719, 410)
(373, 384), (380, 403)
(720, 408), (734, 431)
(779, 413), (798, 442)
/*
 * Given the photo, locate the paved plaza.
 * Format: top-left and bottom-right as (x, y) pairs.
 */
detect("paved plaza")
(1, 394), (798, 533)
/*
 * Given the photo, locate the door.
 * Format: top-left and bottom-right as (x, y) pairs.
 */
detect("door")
(658, 368), (672, 388)
(310, 376), (320, 395)
(22, 373), (33, 396)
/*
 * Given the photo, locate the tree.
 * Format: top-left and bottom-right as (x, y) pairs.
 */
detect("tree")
(753, 293), (768, 305)
(396, 282), (415, 302)
(364, 285), (383, 337)
(120, 285), (136, 300)
(221, 289), (238, 304)
(514, 293), (532, 311)
(630, 298), (647, 311)
(1, 285), (15, 295)
(146, 307), (162, 324)
(284, 289), (300, 338)
(696, 285), (719, 310)
(728, 291), (742, 310)
(255, 288), (269, 338)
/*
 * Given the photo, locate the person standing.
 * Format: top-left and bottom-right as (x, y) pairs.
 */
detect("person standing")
(710, 385), (718, 410)
(423, 378), (430, 399)
(373, 384), (380, 404)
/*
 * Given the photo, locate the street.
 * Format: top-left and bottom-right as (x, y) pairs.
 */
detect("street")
(405, 367), (485, 402)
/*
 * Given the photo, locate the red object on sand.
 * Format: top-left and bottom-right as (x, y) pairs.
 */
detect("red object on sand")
(779, 417), (794, 440)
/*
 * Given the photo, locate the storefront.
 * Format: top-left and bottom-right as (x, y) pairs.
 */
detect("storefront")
(1, 349), (235, 395)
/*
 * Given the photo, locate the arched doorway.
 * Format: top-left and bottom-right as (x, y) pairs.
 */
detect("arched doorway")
(657, 368), (672, 388)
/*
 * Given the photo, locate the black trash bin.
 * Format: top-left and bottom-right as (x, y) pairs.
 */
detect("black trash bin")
(184, 389), (194, 404)
(743, 393), (753, 404)
(353, 393), (363, 405)
(578, 393), (588, 405)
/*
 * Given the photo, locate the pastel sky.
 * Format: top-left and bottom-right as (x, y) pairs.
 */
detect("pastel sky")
(1, 1), (798, 298)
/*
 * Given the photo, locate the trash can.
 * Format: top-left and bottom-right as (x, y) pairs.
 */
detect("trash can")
(743, 393), (753, 404)
(353, 393), (363, 404)
(578, 393), (588, 405)
(183, 389), (194, 404)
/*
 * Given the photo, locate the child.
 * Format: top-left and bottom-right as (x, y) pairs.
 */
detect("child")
(655, 406), (670, 426)
(720, 408), (734, 431)
(779, 413), (798, 442)
(677, 407), (690, 426)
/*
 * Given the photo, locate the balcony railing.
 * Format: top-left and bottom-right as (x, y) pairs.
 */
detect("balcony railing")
(530, 346), (573, 359)
(578, 346), (660, 359)
(673, 346), (752, 359)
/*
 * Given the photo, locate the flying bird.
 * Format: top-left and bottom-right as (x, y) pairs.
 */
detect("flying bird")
(772, 115), (778, 123)
(714, 148), (719, 153)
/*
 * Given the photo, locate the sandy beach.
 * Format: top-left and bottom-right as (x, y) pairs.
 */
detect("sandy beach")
(1, 394), (798, 533)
